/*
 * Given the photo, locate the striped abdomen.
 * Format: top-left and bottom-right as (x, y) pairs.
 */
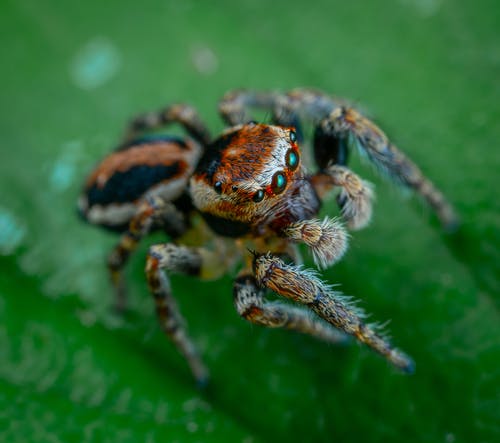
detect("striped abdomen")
(78, 136), (201, 231)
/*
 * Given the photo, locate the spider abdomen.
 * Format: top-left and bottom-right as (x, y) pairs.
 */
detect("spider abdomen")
(78, 136), (201, 231)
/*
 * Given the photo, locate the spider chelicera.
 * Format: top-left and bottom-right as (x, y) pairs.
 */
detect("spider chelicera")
(78, 89), (458, 385)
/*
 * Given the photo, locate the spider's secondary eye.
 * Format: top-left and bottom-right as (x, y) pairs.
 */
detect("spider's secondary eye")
(253, 189), (265, 202)
(290, 130), (297, 143)
(285, 149), (299, 170)
(271, 172), (287, 194)
(214, 181), (223, 194)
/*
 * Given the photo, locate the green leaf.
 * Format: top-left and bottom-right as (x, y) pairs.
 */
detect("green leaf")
(1, 1), (498, 442)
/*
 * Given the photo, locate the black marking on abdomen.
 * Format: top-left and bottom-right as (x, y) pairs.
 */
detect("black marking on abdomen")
(86, 162), (181, 207)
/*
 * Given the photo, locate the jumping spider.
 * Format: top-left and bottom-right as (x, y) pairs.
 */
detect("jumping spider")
(78, 89), (458, 385)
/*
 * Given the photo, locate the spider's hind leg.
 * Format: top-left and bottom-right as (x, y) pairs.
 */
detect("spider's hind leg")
(122, 103), (212, 146)
(218, 90), (280, 126)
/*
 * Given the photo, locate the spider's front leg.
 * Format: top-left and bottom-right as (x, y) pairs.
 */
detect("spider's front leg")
(253, 254), (415, 373)
(310, 165), (374, 230)
(107, 196), (186, 311)
(320, 106), (458, 230)
(145, 242), (229, 385)
(233, 273), (348, 344)
(275, 89), (459, 230)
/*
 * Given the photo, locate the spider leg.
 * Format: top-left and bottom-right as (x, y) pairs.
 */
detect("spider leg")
(145, 242), (230, 385)
(323, 107), (458, 229)
(219, 90), (279, 126)
(274, 88), (459, 230)
(122, 103), (212, 146)
(310, 165), (374, 230)
(234, 273), (348, 344)
(218, 90), (307, 141)
(280, 217), (348, 269)
(253, 253), (415, 373)
(107, 195), (187, 312)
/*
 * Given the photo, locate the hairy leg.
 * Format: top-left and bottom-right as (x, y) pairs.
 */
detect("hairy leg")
(122, 103), (212, 146)
(310, 165), (374, 230)
(253, 253), (415, 373)
(233, 274), (348, 344)
(276, 89), (459, 230)
(107, 196), (186, 311)
(145, 242), (229, 385)
(219, 90), (279, 126)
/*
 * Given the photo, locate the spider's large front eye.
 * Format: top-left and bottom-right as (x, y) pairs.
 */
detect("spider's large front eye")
(214, 181), (223, 194)
(271, 171), (287, 194)
(285, 149), (299, 170)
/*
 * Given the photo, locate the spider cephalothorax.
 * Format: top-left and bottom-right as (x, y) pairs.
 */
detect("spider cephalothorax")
(190, 123), (320, 237)
(79, 90), (458, 385)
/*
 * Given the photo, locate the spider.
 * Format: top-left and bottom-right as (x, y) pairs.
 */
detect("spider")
(78, 89), (458, 385)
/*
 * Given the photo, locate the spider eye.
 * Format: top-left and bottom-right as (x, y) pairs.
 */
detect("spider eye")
(285, 149), (299, 170)
(271, 171), (287, 194)
(214, 181), (223, 194)
(253, 189), (265, 202)
(290, 130), (297, 143)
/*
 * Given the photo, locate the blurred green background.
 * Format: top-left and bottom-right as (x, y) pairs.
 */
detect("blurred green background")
(0, 0), (498, 442)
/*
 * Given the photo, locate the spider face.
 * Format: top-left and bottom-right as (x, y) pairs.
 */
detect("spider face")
(190, 123), (302, 232)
